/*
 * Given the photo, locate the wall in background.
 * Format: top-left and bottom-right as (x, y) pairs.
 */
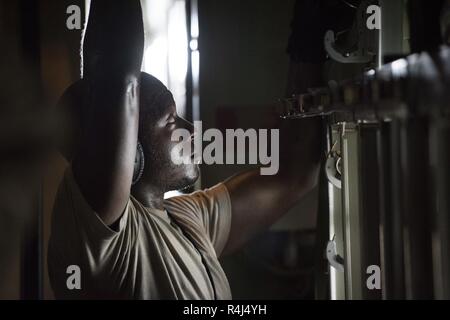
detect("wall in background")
(198, 0), (319, 298)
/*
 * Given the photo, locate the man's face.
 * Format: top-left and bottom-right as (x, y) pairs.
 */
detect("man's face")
(139, 89), (199, 192)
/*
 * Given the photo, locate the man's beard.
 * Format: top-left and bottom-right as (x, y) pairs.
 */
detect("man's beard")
(143, 141), (199, 192)
(165, 164), (200, 192)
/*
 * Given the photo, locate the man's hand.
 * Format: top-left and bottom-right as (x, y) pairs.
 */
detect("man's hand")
(82, 0), (144, 78)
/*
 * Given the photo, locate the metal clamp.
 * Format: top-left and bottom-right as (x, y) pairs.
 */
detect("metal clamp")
(326, 235), (345, 272)
(324, 30), (373, 64)
(325, 141), (342, 189)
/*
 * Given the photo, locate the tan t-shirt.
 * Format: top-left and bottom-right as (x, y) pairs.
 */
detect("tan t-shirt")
(48, 166), (232, 299)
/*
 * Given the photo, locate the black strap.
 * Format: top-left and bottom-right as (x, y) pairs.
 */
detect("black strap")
(166, 211), (218, 300)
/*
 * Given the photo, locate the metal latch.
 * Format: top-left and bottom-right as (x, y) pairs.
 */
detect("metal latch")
(326, 235), (344, 272)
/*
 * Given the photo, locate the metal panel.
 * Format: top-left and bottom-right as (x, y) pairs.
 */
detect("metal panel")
(340, 122), (363, 299)
(379, 0), (410, 60)
(377, 122), (395, 299)
(328, 125), (346, 300)
(388, 119), (406, 299)
(400, 117), (434, 299)
(430, 118), (450, 299)
(359, 123), (382, 299)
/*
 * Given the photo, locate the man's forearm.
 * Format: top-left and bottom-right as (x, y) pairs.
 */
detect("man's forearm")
(222, 116), (322, 255)
(277, 117), (322, 190)
(277, 60), (324, 189)
(222, 62), (323, 255)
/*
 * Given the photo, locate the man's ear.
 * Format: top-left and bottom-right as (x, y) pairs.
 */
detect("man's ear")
(55, 79), (87, 162)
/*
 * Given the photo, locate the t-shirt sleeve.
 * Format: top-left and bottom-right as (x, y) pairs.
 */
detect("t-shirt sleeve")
(49, 165), (132, 271)
(165, 183), (232, 257)
(59, 165), (130, 241)
(48, 165), (135, 298)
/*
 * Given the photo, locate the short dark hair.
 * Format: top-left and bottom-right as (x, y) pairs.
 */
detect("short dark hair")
(56, 72), (173, 161)
(138, 72), (174, 131)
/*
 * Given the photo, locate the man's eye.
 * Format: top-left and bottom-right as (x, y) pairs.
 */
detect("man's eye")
(167, 116), (177, 125)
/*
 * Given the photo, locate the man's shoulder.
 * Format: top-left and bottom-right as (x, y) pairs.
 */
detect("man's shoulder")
(163, 183), (231, 219)
(163, 191), (199, 216)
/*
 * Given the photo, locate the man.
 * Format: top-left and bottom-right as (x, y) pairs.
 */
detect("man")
(48, 0), (321, 299)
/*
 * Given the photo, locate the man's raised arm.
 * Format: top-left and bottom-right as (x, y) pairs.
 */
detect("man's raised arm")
(72, 0), (144, 226)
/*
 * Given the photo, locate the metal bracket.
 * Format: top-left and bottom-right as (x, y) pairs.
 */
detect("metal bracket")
(326, 154), (342, 189)
(326, 235), (345, 272)
(325, 140), (342, 189)
(324, 30), (373, 64)
(324, 0), (378, 64)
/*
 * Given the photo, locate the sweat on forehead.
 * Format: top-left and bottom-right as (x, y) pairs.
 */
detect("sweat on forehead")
(139, 72), (175, 119)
